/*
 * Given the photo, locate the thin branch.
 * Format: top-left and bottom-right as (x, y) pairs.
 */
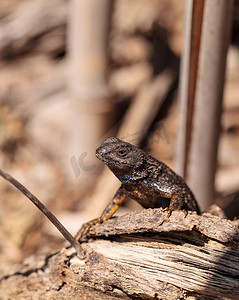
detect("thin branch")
(0, 168), (85, 259)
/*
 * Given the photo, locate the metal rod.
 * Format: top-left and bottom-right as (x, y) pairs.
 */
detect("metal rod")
(176, 0), (205, 178)
(0, 168), (85, 259)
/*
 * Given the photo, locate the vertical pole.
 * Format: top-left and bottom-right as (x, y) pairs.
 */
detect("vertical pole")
(187, 0), (234, 210)
(66, 0), (114, 184)
(67, 0), (112, 99)
(176, 0), (205, 178)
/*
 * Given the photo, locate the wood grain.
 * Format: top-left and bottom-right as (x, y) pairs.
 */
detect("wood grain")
(0, 209), (238, 299)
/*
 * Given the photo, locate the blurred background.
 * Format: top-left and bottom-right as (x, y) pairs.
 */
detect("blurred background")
(0, 0), (239, 265)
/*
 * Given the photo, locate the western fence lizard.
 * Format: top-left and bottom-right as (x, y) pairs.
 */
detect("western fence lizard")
(76, 137), (200, 241)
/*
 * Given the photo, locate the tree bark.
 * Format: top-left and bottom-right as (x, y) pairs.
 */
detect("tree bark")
(0, 209), (238, 299)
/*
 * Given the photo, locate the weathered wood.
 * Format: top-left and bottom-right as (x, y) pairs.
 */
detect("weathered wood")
(0, 210), (238, 299)
(89, 208), (239, 243)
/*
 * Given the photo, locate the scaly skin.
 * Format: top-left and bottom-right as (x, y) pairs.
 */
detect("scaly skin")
(76, 137), (200, 241)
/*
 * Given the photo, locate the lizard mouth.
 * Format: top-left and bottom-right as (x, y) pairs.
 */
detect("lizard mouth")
(95, 151), (107, 164)
(95, 151), (102, 160)
(95, 151), (117, 167)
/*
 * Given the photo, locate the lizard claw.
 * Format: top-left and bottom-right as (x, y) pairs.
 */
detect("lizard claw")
(182, 209), (188, 218)
(75, 217), (102, 242)
(75, 222), (92, 242)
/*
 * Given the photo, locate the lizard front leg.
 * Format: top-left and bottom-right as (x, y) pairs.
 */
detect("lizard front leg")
(168, 192), (184, 214)
(75, 186), (128, 241)
(154, 191), (185, 223)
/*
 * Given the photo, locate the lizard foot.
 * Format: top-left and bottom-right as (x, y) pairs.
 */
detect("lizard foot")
(75, 218), (100, 242)
(156, 207), (172, 226)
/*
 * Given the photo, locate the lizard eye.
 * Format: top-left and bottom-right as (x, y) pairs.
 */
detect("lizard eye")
(116, 148), (130, 157)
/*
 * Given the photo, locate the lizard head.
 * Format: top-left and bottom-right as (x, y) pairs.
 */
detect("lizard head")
(96, 137), (147, 181)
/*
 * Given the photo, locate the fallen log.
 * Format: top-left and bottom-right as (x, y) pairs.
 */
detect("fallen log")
(0, 209), (238, 299)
